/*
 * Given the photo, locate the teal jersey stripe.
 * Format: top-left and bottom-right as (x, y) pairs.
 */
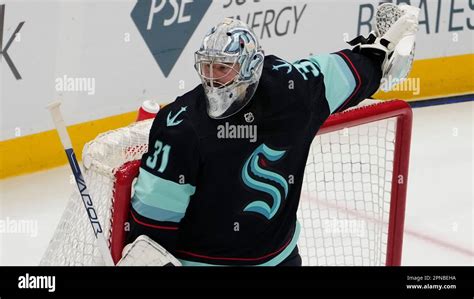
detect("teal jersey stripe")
(131, 199), (185, 223)
(178, 221), (301, 266)
(132, 167), (196, 216)
(178, 259), (222, 267)
(308, 54), (356, 113)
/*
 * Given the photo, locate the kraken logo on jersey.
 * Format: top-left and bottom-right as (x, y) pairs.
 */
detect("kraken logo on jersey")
(241, 144), (289, 220)
(166, 106), (187, 127)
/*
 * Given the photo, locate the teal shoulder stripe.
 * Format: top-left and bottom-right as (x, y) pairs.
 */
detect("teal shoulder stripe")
(307, 54), (356, 113)
(132, 198), (185, 223)
(132, 167), (196, 214)
(178, 222), (301, 267)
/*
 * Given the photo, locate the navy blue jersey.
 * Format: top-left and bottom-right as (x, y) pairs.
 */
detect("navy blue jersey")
(126, 49), (382, 266)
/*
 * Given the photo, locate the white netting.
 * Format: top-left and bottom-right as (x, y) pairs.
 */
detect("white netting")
(40, 120), (152, 266)
(40, 103), (404, 266)
(298, 118), (396, 266)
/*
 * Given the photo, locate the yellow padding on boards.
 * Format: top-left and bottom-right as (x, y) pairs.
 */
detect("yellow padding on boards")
(0, 111), (137, 179)
(375, 54), (474, 100)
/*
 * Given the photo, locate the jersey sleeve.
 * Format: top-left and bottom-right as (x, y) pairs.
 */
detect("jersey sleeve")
(304, 49), (382, 114)
(265, 49), (382, 129)
(125, 103), (200, 253)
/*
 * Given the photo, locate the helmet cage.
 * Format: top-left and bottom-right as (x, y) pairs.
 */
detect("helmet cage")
(194, 19), (264, 119)
(194, 51), (241, 89)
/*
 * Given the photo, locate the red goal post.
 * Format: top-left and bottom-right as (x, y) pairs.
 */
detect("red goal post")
(317, 100), (412, 265)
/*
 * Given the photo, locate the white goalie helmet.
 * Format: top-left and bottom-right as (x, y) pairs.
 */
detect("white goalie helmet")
(195, 18), (265, 119)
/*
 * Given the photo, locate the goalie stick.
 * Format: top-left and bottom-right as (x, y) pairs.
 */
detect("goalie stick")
(47, 102), (115, 266)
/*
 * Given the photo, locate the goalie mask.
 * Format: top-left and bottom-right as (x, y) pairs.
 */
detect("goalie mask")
(195, 18), (264, 119)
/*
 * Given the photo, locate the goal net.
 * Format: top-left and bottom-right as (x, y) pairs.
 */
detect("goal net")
(40, 100), (412, 266)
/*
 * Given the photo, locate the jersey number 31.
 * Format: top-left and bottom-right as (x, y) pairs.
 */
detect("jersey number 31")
(146, 139), (171, 173)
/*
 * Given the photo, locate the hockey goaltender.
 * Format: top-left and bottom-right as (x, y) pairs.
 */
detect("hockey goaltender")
(119, 3), (420, 267)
